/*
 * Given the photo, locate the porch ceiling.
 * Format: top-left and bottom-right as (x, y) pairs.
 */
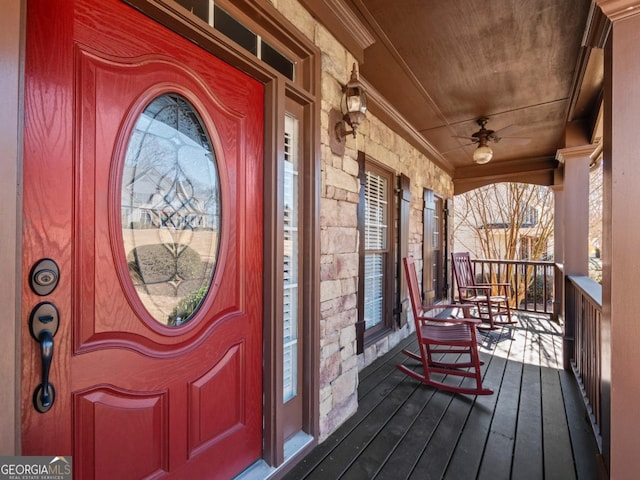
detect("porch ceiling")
(306, 0), (607, 189)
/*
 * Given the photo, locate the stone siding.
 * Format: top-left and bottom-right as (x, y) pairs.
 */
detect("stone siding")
(272, 0), (454, 441)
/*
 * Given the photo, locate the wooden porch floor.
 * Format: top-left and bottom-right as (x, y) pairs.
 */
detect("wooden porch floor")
(283, 314), (602, 480)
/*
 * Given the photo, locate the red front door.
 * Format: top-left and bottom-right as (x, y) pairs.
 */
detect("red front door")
(22, 0), (264, 478)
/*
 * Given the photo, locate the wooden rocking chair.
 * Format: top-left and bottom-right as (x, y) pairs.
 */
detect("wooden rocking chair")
(397, 257), (493, 396)
(451, 252), (516, 330)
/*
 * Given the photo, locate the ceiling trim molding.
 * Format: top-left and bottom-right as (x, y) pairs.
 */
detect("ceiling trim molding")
(597, 0), (640, 21)
(453, 157), (558, 194)
(583, 2), (612, 47)
(361, 78), (454, 176)
(556, 144), (601, 163)
(454, 156), (557, 180)
(298, 0), (375, 63)
(567, 3), (609, 129)
(453, 170), (556, 195)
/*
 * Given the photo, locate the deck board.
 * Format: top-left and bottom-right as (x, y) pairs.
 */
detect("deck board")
(282, 314), (601, 480)
(341, 385), (437, 479)
(511, 318), (544, 480)
(511, 363), (543, 480)
(442, 352), (507, 480)
(541, 366), (577, 480)
(476, 341), (524, 479)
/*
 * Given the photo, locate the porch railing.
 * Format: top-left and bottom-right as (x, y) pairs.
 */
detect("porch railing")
(567, 275), (603, 452)
(469, 259), (555, 315)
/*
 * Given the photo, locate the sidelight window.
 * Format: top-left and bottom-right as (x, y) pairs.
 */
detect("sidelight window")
(283, 114), (300, 402)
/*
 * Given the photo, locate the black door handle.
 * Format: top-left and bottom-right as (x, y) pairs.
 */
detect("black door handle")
(29, 302), (59, 413)
(34, 330), (55, 411)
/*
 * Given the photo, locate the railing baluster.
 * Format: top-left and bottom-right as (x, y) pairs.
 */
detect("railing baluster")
(567, 275), (602, 452)
(469, 258), (554, 315)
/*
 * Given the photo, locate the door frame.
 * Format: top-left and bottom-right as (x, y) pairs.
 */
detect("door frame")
(1, 0), (23, 456)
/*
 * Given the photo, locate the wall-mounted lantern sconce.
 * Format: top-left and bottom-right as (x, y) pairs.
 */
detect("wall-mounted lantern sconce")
(329, 63), (367, 155)
(335, 63), (367, 140)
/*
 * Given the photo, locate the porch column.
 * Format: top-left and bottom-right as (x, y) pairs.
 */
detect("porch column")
(556, 145), (596, 371)
(551, 170), (564, 327)
(596, 0), (640, 475)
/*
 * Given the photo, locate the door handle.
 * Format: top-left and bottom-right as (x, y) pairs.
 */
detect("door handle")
(29, 302), (59, 413)
(35, 330), (55, 410)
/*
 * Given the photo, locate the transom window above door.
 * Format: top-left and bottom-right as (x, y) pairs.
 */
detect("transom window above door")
(173, 0), (295, 80)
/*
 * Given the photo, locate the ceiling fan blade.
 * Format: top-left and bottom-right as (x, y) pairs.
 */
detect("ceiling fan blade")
(451, 135), (476, 141)
(497, 136), (531, 145)
(441, 142), (476, 153)
(492, 124), (521, 137)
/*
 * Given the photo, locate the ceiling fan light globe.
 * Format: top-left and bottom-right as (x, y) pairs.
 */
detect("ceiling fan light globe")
(473, 145), (493, 164)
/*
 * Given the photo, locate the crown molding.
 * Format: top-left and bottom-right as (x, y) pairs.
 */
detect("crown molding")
(360, 78), (454, 177)
(584, 1), (612, 47)
(556, 144), (600, 163)
(453, 157), (558, 194)
(298, 0), (375, 63)
(597, 0), (640, 22)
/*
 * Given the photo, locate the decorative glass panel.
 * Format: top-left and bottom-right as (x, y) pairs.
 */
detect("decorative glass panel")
(121, 94), (221, 327)
(283, 114), (299, 402)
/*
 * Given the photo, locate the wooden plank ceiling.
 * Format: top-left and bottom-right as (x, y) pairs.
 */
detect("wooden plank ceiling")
(304, 0), (607, 190)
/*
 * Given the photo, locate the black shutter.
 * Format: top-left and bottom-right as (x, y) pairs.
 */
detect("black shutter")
(355, 151), (366, 354)
(444, 198), (452, 301)
(396, 174), (411, 327)
(423, 190), (436, 303)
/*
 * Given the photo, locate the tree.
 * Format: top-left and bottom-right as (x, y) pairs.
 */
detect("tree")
(588, 158), (603, 283)
(453, 182), (554, 307)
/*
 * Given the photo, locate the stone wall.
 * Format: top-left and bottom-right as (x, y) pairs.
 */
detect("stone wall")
(272, 0), (454, 441)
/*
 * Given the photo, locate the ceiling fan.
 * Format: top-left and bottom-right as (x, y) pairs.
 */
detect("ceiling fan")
(453, 117), (531, 164)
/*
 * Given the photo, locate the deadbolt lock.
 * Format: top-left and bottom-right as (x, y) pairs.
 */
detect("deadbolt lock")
(29, 259), (60, 296)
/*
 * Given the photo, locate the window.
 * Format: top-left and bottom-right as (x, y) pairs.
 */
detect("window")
(173, 1), (295, 80)
(519, 236), (545, 260)
(521, 205), (539, 227)
(364, 169), (388, 330)
(279, 102), (306, 442)
(423, 190), (447, 303)
(283, 114), (299, 403)
(357, 155), (395, 349)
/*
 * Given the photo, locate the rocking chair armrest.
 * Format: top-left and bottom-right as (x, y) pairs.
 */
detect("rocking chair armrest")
(417, 315), (482, 326)
(417, 303), (476, 319)
(419, 303), (475, 312)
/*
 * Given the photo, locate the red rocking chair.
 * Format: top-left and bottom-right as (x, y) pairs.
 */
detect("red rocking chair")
(451, 252), (516, 330)
(397, 257), (493, 396)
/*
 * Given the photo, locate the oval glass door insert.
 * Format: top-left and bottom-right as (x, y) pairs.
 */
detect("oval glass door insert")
(121, 93), (221, 327)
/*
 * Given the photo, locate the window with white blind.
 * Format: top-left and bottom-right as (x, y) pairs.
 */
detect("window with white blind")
(364, 170), (388, 329)
(356, 157), (395, 345)
(283, 114), (299, 402)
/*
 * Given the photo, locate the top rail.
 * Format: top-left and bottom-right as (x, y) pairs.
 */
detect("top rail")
(469, 258), (555, 316)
